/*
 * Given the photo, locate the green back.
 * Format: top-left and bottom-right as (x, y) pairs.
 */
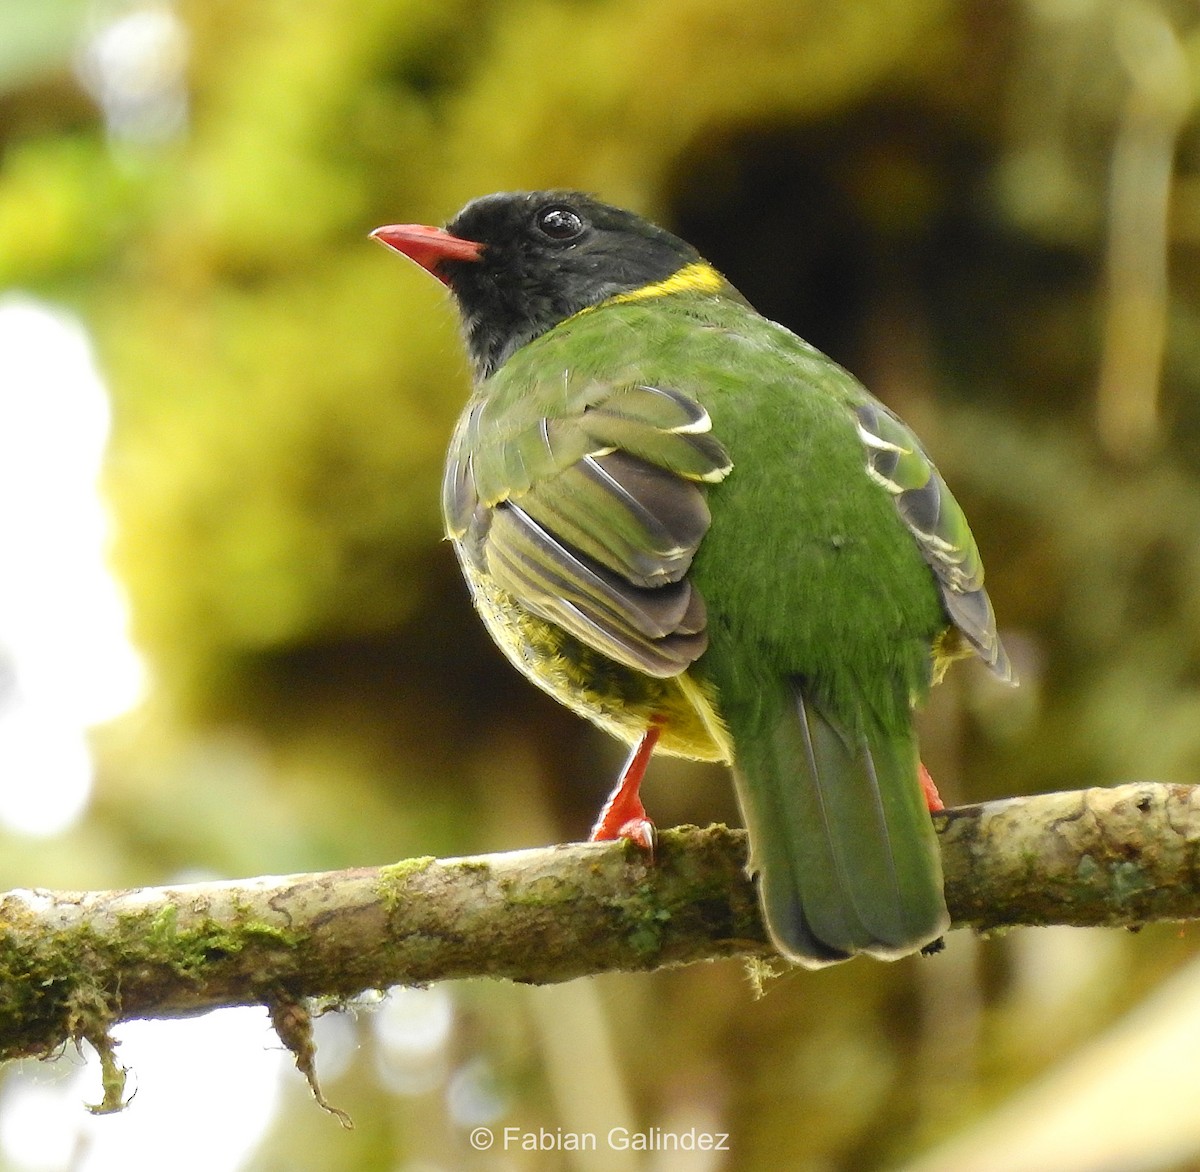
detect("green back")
(478, 293), (948, 731)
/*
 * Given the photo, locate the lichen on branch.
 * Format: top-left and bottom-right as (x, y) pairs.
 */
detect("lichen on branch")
(1, 782), (1197, 1076)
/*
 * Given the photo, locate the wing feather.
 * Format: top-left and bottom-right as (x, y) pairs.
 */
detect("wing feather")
(855, 401), (1013, 682)
(445, 381), (730, 676)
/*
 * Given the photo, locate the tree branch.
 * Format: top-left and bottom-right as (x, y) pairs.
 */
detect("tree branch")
(2, 782), (1198, 1086)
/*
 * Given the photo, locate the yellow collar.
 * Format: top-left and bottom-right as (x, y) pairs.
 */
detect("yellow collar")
(571, 261), (726, 321)
(604, 261), (726, 305)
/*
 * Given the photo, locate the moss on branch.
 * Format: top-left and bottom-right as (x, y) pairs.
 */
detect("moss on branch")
(1, 782), (1197, 1086)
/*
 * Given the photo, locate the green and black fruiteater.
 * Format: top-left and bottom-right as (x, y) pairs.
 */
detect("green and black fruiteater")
(373, 191), (1013, 968)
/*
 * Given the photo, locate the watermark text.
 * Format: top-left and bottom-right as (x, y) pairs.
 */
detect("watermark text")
(468, 1126), (731, 1152)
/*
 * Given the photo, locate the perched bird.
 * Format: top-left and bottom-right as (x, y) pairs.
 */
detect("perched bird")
(372, 191), (1012, 967)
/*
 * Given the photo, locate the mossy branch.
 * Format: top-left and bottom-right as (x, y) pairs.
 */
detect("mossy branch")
(2, 782), (1198, 1096)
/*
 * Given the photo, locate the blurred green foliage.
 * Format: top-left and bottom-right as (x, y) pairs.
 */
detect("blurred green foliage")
(3, 0), (1200, 1169)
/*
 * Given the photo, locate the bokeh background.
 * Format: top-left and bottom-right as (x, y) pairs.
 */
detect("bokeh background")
(2, 1), (1200, 1169)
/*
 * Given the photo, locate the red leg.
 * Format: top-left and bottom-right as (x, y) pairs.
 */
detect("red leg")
(589, 722), (661, 853)
(919, 761), (945, 813)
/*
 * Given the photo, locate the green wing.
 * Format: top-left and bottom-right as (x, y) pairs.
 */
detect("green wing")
(854, 400), (1013, 682)
(444, 381), (732, 678)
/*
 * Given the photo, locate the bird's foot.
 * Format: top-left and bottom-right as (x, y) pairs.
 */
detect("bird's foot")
(594, 812), (657, 855)
(919, 761), (945, 812)
(588, 722), (660, 857)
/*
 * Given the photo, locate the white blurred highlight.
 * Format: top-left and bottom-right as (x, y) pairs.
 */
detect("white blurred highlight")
(0, 295), (145, 837)
(372, 986), (455, 1096)
(75, 3), (189, 144)
(0, 1010), (287, 1172)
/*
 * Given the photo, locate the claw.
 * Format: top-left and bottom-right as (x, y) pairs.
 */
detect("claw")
(615, 816), (656, 857)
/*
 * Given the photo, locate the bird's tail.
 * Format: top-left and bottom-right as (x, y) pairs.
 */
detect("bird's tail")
(728, 678), (948, 967)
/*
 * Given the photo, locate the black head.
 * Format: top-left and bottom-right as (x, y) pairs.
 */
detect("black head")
(373, 190), (703, 378)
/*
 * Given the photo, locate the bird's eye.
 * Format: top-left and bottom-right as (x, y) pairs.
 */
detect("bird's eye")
(534, 206), (585, 241)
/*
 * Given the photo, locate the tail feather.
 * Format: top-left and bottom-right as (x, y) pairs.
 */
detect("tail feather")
(730, 678), (948, 967)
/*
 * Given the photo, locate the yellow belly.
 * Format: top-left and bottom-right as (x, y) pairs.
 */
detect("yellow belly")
(468, 571), (730, 762)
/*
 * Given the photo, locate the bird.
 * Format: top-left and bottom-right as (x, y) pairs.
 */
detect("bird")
(371, 190), (1013, 967)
